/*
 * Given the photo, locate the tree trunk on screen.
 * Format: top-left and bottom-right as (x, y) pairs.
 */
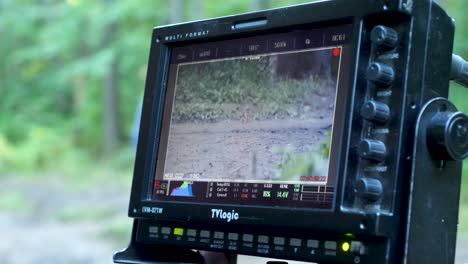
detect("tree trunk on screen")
(103, 21), (121, 153)
(189, 0), (204, 21)
(170, 0), (183, 23)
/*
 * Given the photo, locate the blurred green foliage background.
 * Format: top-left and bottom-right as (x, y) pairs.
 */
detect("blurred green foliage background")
(0, 0), (466, 262)
(0, 0), (464, 171)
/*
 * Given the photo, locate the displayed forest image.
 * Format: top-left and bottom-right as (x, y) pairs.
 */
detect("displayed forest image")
(164, 48), (340, 183)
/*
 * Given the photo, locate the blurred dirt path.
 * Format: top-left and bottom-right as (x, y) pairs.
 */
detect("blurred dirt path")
(0, 176), (130, 264)
(456, 235), (468, 264)
(0, 215), (117, 264)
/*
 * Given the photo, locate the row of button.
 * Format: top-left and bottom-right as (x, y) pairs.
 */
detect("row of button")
(149, 226), (337, 250)
(355, 25), (399, 202)
(144, 223), (366, 256)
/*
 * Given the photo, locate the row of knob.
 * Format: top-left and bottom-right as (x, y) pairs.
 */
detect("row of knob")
(355, 25), (398, 202)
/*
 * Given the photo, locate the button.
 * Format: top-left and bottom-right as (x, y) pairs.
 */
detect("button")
(258, 235), (269, 244)
(370, 25), (398, 49)
(355, 177), (383, 201)
(228, 233), (239, 241)
(290, 238), (302, 247)
(149, 226), (159, 234)
(358, 139), (387, 162)
(187, 229), (197, 237)
(366, 62), (394, 86)
(350, 241), (366, 255)
(200, 230), (211, 238)
(325, 241), (337, 250)
(161, 227), (171, 235)
(214, 232), (224, 239)
(273, 237), (285, 245)
(268, 37), (294, 52)
(242, 39), (267, 55)
(218, 43), (241, 58)
(361, 100), (391, 124)
(307, 240), (319, 248)
(243, 234), (254, 242)
(172, 48), (192, 63)
(194, 47), (215, 60)
(173, 228), (184, 236)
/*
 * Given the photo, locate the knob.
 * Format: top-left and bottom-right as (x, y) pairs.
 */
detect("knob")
(358, 139), (387, 162)
(370, 25), (398, 49)
(366, 62), (394, 86)
(355, 178), (382, 201)
(427, 111), (468, 161)
(361, 100), (391, 123)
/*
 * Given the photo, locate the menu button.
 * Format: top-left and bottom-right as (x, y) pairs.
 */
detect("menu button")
(172, 48), (192, 63)
(177, 53), (187, 60)
(325, 241), (337, 250)
(200, 230), (211, 238)
(228, 233), (239, 241)
(161, 227), (171, 235)
(148, 226), (159, 234)
(195, 47), (215, 60)
(307, 239), (319, 248)
(258, 235), (269, 244)
(242, 39), (267, 55)
(187, 229), (197, 237)
(273, 237), (285, 245)
(214, 232), (225, 239)
(268, 37), (293, 52)
(290, 238), (302, 247)
(243, 234), (254, 242)
(332, 34), (346, 42)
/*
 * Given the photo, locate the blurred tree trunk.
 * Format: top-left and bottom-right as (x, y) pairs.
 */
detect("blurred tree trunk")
(189, 0), (204, 20)
(251, 0), (270, 11)
(103, 21), (121, 153)
(170, 0), (183, 23)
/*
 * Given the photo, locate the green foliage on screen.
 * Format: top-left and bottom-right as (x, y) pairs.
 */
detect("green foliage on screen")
(173, 57), (332, 123)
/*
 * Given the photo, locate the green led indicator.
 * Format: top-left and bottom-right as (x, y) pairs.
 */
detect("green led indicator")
(263, 191), (271, 197)
(342, 242), (350, 252)
(174, 228), (184, 236)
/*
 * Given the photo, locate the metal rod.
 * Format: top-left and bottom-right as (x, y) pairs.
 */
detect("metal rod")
(451, 54), (468, 88)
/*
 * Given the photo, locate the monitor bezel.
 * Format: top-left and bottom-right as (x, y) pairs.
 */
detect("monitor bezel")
(127, 0), (397, 234)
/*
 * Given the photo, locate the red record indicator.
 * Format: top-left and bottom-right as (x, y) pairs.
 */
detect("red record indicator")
(332, 47), (341, 57)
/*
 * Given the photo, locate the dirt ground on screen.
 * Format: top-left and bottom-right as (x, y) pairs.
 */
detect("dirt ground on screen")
(165, 112), (333, 182)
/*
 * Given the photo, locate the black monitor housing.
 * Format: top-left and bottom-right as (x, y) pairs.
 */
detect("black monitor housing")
(114, 0), (468, 263)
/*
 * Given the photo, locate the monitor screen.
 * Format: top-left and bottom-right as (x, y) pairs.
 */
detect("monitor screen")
(153, 24), (353, 209)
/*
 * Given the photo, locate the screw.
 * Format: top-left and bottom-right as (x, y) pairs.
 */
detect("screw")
(354, 256), (361, 263)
